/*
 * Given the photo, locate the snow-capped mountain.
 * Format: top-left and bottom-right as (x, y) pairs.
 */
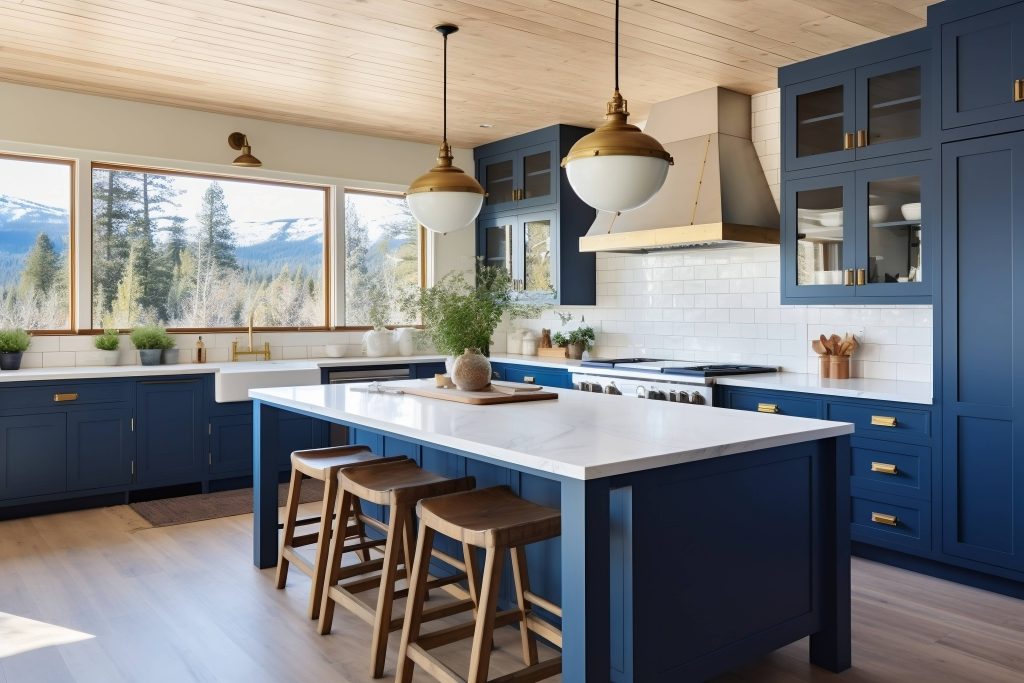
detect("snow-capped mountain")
(0, 195), (70, 253)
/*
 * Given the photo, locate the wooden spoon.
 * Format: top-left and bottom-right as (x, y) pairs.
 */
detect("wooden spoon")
(812, 339), (827, 355)
(819, 334), (833, 355)
(830, 334), (842, 353)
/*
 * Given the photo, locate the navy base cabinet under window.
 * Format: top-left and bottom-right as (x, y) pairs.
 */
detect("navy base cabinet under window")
(0, 413), (66, 500)
(135, 379), (204, 486)
(67, 407), (134, 491)
(209, 413), (254, 476)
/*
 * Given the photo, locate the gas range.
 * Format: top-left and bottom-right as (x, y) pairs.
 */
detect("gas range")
(573, 359), (778, 406)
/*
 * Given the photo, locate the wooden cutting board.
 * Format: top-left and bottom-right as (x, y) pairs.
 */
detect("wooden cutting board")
(401, 381), (559, 405)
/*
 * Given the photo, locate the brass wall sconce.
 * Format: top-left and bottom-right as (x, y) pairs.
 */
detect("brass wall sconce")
(228, 132), (262, 167)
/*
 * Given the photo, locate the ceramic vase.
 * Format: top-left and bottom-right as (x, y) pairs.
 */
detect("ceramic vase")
(162, 348), (180, 364)
(0, 352), (23, 370)
(138, 349), (162, 366)
(521, 331), (538, 356)
(364, 328), (394, 357)
(395, 327), (416, 356)
(100, 350), (119, 367)
(451, 347), (492, 391)
(506, 329), (524, 355)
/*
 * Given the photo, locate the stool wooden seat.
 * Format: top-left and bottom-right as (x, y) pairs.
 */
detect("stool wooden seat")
(275, 445), (404, 620)
(397, 486), (563, 683)
(318, 459), (477, 679)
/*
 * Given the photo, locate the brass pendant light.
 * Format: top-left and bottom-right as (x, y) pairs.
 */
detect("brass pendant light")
(406, 24), (485, 234)
(562, 0), (673, 213)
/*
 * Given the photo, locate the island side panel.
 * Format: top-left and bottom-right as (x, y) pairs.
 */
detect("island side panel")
(619, 437), (850, 682)
(253, 400), (280, 569)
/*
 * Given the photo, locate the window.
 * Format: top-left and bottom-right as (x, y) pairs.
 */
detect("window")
(344, 190), (422, 326)
(91, 165), (328, 329)
(0, 154), (74, 331)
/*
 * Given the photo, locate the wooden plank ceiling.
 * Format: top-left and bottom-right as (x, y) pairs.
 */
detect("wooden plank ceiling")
(0, 0), (933, 147)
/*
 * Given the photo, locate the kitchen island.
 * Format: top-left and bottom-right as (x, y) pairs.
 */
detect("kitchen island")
(250, 381), (854, 682)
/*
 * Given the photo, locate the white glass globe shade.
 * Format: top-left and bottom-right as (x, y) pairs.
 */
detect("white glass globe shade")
(406, 191), (484, 234)
(565, 154), (671, 213)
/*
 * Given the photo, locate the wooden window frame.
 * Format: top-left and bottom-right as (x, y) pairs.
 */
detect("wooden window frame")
(88, 162), (334, 333)
(0, 151), (77, 335)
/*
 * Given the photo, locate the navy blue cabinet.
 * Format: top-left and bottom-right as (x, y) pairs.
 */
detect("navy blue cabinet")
(500, 364), (570, 389)
(782, 159), (932, 304)
(939, 2), (1024, 130)
(0, 413), (66, 500)
(67, 407), (134, 491)
(941, 131), (1024, 574)
(783, 43), (930, 171)
(209, 412), (253, 476)
(474, 125), (596, 306)
(135, 379), (204, 486)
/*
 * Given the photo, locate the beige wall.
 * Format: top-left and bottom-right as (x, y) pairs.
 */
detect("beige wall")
(0, 81), (477, 336)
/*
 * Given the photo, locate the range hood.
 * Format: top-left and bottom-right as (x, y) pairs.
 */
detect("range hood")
(579, 87), (780, 253)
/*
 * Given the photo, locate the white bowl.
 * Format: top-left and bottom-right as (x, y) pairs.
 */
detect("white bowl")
(900, 202), (921, 221)
(324, 344), (346, 358)
(818, 210), (844, 227)
(868, 204), (888, 224)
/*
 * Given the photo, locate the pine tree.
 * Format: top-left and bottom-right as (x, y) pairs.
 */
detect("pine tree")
(105, 246), (146, 328)
(196, 182), (238, 271)
(91, 169), (141, 320)
(20, 233), (61, 294)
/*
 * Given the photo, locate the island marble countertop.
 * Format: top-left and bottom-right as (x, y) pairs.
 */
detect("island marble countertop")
(250, 381), (854, 480)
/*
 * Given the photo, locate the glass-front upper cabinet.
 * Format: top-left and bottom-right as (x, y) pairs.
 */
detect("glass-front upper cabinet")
(519, 211), (557, 299)
(480, 217), (513, 274)
(477, 142), (558, 217)
(784, 52), (930, 170)
(782, 162), (931, 303)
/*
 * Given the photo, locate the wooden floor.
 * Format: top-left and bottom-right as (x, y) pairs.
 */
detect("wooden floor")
(1, 503), (1022, 683)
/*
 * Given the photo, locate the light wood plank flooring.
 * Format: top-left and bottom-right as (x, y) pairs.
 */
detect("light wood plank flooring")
(1, 503), (1022, 683)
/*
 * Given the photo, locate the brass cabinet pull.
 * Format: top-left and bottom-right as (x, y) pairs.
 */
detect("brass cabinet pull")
(53, 392), (78, 402)
(871, 415), (898, 428)
(856, 268), (867, 286)
(871, 511), (899, 527)
(843, 132), (855, 150)
(523, 376), (536, 384)
(757, 403), (780, 414)
(1014, 79), (1024, 103)
(856, 129), (868, 148)
(844, 269), (855, 286)
(871, 461), (899, 475)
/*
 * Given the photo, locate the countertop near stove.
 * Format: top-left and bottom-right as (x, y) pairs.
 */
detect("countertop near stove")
(714, 374), (932, 405)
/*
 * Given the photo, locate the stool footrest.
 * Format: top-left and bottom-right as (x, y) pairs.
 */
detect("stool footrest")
(430, 549), (467, 573)
(407, 644), (464, 683)
(523, 591), (561, 618)
(280, 548), (313, 576)
(341, 568), (407, 595)
(525, 614), (562, 648)
(490, 657), (562, 683)
(417, 608), (522, 652)
(290, 531), (320, 548)
(359, 514), (389, 535)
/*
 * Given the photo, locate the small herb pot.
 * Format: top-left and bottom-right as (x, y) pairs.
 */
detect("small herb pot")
(0, 352), (24, 370)
(138, 349), (163, 366)
(162, 349), (180, 364)
(100, 350), (120, 367)
(566, 342), (585, 360)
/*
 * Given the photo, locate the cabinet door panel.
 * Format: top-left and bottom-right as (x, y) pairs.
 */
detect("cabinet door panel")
(67, 408), (134, 491)
(941, 5), (1024, 129)
(855, 52), (929, 159)
(516, 142), (558, 209)
(136, 380), (203, 486)
(0, 413), (66, 500)
(478, 216), (514, 276)
(518, 210), (558, 300)
(210, 413), (254, 476)
(478, 151), (518, 215)
(784, 72), (856, 171)
(782, 172), (855, 300)
(941, 133), (1024, 572)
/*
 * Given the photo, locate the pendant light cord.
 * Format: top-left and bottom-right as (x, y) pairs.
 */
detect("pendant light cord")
(443, 29), (448, 143)
(614, 0), (620, 93)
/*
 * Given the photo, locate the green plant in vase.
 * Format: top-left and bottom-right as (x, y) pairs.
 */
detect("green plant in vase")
(130, 325), (175, 366)
(94, 329), (121, 367)
(0, 328), (31, 370)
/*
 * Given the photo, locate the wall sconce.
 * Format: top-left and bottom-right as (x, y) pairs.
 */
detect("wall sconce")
(228, 132), (262, 167)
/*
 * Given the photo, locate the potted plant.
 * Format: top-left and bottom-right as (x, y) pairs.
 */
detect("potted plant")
(0, 328), (31, 370)
(565, 324), (596, 360)
(403, 261), (547, 373)
(94, 329), (120, 366)
(363, 282), (396, 357)
(130, 325), (174, 366)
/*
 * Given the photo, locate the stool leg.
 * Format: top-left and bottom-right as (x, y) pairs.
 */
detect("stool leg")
(370, 501), (410, 679)
(352, 497), (372, 562)
(462, 541), (481, 616)
(317, 487), (352, 636)
(510, 546), (539, 666)
(306, 472), (339, 620)
(396, 520), (436, 683)
(467, 545), (505, 683)
(275, 468), (304, 589)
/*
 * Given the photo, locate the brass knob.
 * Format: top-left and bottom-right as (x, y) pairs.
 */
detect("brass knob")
(757, 403), (779, 414)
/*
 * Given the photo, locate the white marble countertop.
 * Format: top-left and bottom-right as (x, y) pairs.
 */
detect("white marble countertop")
(250, 381), (854, 480)
(714, 374), (932, 405)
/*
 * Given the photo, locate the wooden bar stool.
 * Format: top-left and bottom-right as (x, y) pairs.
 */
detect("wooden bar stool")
(397, 486), (563, 683)
(318, 459), (477, 679)
(275, 445), (405, 620)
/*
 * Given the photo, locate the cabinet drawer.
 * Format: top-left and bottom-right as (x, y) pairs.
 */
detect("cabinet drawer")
(850, 438), (930, 499)
(828, 402), (930, 441)
(0, 381), (133, 412)
(503, 367), (568, 389)
(851, 492), (929, 552)
(725, 390), (822, 418)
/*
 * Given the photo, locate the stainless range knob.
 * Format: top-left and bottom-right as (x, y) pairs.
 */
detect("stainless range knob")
(689, 392), (706, 405)
(675, 391), (690, 404)
(648, 389), (666, 401)
(590, 383), (604, 393)
(576, 381), (591, 392)
(604, 381), (621, 395)
(636, 385), (647, 399)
